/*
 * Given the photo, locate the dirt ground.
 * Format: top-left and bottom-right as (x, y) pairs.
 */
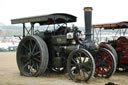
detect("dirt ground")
(0, 52), (128, 85)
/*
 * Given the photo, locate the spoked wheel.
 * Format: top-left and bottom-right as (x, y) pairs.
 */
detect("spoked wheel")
(67, 48), (95, 82)
(17, 35), (49, 77)
(95, 48), (116, 78)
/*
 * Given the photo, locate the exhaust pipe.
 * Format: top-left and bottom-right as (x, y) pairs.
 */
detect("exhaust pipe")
(84, 7), (93, 41)
(83, 7), (98, 50)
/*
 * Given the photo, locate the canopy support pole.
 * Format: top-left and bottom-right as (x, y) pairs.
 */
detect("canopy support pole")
(22, 23), (35, 37)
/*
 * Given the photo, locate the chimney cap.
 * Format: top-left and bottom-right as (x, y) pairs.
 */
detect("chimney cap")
(84, 7), (93, 11)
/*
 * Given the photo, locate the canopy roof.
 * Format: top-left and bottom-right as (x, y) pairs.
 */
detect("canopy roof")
(11, 13), (77, 25)
(92, 22), (128, 29)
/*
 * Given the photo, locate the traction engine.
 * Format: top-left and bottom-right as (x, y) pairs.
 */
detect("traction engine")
(11, 7), (116, 82)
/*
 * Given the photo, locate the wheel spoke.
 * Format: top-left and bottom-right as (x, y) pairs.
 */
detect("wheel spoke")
(23, 60), (31, 69)
(31, 60), (35, 67)
(82, 56), (87, 63)
(29, 39), (33, 48)
(101, 66), (105, 77)
(33, 57), (41, 63)
(22, 43), (29, 52)
(32, 60), (39, 72)
(78, 53), (82, 63)
(32, 43), (37, 54)
(28, 60), (37, 74)
(76, 68), (81, 75)
(24, 56), (31, 63)
(82, 68), (90, 80)
(33, 51), (40, 56)
(71, 58), (77, 65)
(28, 43), (32, 53)
(84, 64), (91, 71)
(76, 53), (82, 63)
(29, 39), (34, 53)
(101, 53), (105, 60)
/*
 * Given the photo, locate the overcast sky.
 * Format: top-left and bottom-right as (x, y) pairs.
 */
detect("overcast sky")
(0, 0), (128, 26)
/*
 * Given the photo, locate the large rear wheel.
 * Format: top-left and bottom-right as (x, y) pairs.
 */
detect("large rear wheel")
(17, 35), (49, 76)
(67, 48), (95, 82)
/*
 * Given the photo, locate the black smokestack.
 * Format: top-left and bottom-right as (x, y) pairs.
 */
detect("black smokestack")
(84, 7), (93, 41)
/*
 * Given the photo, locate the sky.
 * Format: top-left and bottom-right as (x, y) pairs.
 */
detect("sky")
(0, 0), (128, 26)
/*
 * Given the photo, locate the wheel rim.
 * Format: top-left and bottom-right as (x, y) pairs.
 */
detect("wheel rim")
(17, 36), (48, 76)
(67, 49), (95, 82)
(95, 48), (116, 78)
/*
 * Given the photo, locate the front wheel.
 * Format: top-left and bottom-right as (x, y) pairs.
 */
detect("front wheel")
(67, 48), (95, 82)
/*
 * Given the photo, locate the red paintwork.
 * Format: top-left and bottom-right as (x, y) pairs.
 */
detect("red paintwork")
(120, 57), (128, 64)
(116, 37), (128, 51)
(108, 36), (128, 64)
(95, 51), (112, 74)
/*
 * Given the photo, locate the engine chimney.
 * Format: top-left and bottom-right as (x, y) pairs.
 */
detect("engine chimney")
(84, 7), (93, 41)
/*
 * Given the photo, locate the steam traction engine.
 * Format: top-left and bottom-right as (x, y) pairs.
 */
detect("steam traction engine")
(11, 7), (116, 82)
(93, 22), (128, 71)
